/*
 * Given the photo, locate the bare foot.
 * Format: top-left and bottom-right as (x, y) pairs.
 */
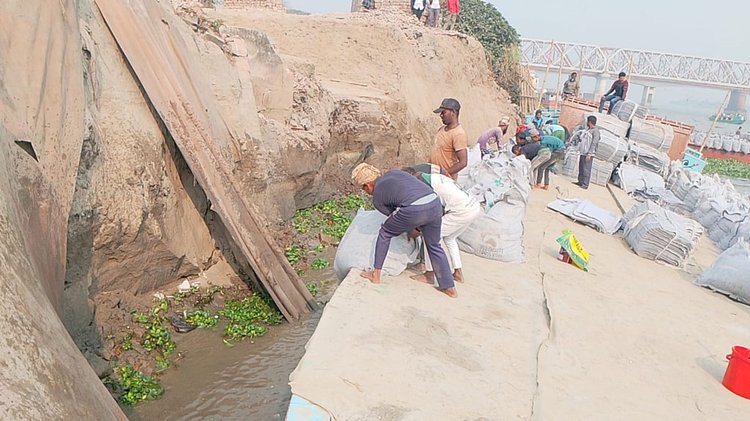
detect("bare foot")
(410, 273), (434, 284)
(453, 270), (464, 283)
(437, 287), (458, 298)
(360, 270), (381, 284)
(414, 262), (426, 272)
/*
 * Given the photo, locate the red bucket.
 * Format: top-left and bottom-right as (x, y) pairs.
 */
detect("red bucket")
(723, 346), (750, 399)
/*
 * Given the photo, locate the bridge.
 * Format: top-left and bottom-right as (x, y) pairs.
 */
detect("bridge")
(519, 39), (750, 112)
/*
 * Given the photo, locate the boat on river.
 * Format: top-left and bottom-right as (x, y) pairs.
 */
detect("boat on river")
(709, 112), (745, 125)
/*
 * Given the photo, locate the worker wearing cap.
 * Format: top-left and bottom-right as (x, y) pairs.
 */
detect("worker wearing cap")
(351, 163), (458, 298)
(429, 98), (468, 180)
(476, 116), (510, 156)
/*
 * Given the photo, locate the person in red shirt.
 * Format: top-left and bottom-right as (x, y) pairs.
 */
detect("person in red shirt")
(444, 0), (460, 30)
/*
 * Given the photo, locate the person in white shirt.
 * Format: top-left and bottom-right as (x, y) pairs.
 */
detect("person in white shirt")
(403, 166), (481, 283)
(428, 0), (441, 28)
(411, 0), (425, 21)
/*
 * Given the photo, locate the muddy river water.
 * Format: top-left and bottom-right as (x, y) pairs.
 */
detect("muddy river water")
(130, 310), (323, 420)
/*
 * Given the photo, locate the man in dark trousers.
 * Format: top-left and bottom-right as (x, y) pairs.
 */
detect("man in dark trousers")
(572, 115), (601, 189)
(598, 72), (629, 114)
(351, 163), (458, 298)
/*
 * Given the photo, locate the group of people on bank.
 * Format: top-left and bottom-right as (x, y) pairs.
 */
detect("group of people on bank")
(350, 97), (602, 299)
(361, 1), (462, 30)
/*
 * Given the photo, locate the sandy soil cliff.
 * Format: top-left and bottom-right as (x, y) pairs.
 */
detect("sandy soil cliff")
(1, 1), (515, 416)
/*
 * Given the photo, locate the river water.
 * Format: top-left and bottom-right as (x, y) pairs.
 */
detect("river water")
(130, 310), (322, 420)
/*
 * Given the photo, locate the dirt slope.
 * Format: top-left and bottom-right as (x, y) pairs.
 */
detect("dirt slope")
(0, 2), (517, 415)
(210, 9), (515, 147)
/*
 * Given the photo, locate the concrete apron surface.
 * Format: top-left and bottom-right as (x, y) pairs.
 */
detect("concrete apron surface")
(284, 176), (750, 420)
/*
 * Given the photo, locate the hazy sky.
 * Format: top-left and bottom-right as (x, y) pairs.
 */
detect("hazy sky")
(284, 0), (750, 62)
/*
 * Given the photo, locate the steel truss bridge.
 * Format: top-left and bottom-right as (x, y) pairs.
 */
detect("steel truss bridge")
(519, 38), (750, 92)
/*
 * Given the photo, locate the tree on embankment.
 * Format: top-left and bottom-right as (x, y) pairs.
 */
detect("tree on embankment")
(451, 0), (523, 103)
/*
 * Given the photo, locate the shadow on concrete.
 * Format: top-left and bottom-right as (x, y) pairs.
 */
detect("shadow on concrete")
(695, 356), (727, 384)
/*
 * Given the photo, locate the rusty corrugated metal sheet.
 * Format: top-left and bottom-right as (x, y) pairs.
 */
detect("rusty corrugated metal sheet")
(94, 0), (314, 320)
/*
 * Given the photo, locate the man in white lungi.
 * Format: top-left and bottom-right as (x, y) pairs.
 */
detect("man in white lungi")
(403, 166), (481, 283)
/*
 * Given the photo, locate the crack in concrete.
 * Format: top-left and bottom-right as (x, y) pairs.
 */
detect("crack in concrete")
(530, 272), (552, 421)
(530, 219), (555, 420)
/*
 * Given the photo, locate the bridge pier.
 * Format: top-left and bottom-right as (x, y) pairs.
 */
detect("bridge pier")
(640, 86), (656, 108)
(727, 89), (747, 114)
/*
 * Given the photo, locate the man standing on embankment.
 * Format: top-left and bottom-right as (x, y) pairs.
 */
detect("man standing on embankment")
(429, 98), (468, 179)
(572, 115), (601, 189)
(444, 0), (460, 30)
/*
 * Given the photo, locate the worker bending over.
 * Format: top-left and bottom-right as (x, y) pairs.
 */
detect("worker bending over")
(403, 167), (481, 284)
(351, 163), (458, 298)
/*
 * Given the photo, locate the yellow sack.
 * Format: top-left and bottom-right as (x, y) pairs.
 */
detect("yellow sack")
(556, 229), (590, 271)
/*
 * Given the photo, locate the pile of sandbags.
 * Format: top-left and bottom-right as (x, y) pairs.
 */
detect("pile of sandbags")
(629, 117), (674, 152)
(616, 163), (688, 213)
(458, 198), (526, 262)
(595, 130), (629, 163)
(611, 99), (648, 123)
(719, 136), (748, 153)
(623, 200), (703, 267)
(333, 209), (420, 281)
(666, 163), (750, 250)
(617, 163), (665, 193)
(457, 154), (531, 262)
(462, 154), (531, 207)
(583, 112), (629, 138)
(547, 198), (623, 234)
(693, 131), (750, 154)
(562, 148), (615, 186)
(627, 142), (670, 175)
(456, 144), (482, 187)
(691, 185), (750, 250)
(665, 163), (719, 210)
(697, 239), (750, 305)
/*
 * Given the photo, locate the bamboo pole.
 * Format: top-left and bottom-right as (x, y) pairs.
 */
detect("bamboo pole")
(577, 46), (584, 98)
(626, 53), (634, 82)
(537, 40), (554, 109)
(554, 43), (564, 109)
(700, 90), (732, 153)
(578, 45), (585, 76)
